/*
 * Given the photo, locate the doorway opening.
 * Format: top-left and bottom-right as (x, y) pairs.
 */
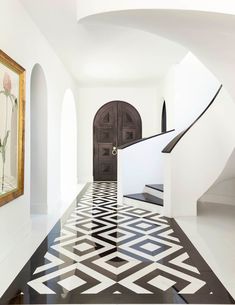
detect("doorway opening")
(93, 101), (142, 181)
(161, 101), (167, 133)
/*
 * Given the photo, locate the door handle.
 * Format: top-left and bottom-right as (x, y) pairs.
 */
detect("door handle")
(112, 146), (117, 156)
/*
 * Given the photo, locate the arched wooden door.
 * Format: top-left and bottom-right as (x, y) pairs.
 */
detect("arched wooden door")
(93, 101), (142, 181)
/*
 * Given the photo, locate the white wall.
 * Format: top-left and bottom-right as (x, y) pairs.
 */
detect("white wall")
(161, 53), (220, 133)
(118, 130), (177, 202)
(77, 86), (162, 182)
(174, 53), (220, 131)
(164, 88), (235, 217)
(161, 66), (176, 131)
(61, 89), (78, 202)
(0, 0), (78, 262)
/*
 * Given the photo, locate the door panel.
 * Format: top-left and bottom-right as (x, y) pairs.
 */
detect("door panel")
(117, 102), (142, 146)
(94, 102), (117, 181)
(94, 101), (141, 181)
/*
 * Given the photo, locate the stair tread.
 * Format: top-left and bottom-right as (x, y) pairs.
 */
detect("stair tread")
(145, 184), (164, 192)
(124, 193), (163, 206)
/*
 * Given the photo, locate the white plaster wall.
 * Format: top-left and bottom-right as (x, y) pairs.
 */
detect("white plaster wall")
(164, 88), (235, 217)
(174, 53), (220, 131)
(61, 89), (78, 202)
(117, 130), (177, 203)
(161, 53), (220, 133)
(161, 66), (176, 131)
(0, 0), (78, 262)
(77, 86), (162, 182)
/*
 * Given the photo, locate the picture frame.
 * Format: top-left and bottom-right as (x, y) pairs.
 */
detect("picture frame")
(0, 50), (25, 207)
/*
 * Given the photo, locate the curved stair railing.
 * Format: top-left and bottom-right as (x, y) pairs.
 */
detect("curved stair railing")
(162, 85), (223, 153)
(118, 129), (175, 150)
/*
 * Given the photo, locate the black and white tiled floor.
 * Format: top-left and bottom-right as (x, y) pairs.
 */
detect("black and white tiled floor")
(1, 182), (234, 304)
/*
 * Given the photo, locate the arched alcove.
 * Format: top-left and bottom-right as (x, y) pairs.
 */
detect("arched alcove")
(61, 89), (78, 201)
(30, 64), (48, 214)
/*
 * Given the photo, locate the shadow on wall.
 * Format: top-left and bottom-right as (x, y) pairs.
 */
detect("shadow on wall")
(30, 64), (48, 214)
(60, 89), (78, 202)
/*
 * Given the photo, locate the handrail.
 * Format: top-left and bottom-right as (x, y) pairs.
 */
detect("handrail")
(118, 129), (175, 150)
(162, 84), (223, 153)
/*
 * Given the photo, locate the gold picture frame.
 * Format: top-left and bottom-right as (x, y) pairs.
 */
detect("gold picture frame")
(0, 50), (25, 207)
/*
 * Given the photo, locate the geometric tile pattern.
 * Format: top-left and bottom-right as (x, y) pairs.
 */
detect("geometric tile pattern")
(0, 182), (234, 304)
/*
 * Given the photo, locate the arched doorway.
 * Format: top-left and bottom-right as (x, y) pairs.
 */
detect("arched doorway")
(30, 64), (48, 214)
(93, 101), (142, 181)
(60, 89), (78, 201)
(161, 101), (167, 133)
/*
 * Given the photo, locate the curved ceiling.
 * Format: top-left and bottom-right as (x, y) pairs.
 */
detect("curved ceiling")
(76, 0), (235, 21)
(20, 0), (187, 87)
(78, 7), (235, 99)
(20, 0), (235, 98)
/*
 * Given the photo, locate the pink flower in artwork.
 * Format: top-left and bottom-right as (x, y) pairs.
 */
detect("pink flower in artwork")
(3, 72), (12, 94)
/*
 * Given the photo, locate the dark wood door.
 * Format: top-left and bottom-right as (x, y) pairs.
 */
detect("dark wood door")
(93, 101), (142, 181)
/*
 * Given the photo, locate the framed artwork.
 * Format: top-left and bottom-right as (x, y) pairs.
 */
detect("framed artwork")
(0, 50), (25, 207)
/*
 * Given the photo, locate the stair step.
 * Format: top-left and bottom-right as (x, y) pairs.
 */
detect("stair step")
(124, 193), (163, 207)
(145, 184), (164, 192)
(144, 184), (164, 198)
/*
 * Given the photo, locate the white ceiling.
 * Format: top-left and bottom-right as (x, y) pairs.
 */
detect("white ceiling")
(76, 8), (235, 98)
(20, 0), (187, 87)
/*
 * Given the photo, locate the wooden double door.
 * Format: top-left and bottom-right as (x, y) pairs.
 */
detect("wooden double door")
(93, 101), (142, 181)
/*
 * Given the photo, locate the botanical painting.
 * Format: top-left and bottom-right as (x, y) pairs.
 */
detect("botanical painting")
(0, 50), (25, 207)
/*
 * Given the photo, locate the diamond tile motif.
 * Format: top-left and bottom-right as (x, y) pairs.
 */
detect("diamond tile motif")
(130, 220), (159, 233)
(140, 242), (161, 252)
(98, 227), (137, 243)
(107, 256), (128, 267)
(127, 208), (149, 216)
(135, 222), (153, 229)
(92, 252), (140, 275)
(148, 275), (176, 291)
(1, 182), (234, 304)
(73, 242), (93, 252)
(58, 275), (86, 291)
(82, 222), (95, 229)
